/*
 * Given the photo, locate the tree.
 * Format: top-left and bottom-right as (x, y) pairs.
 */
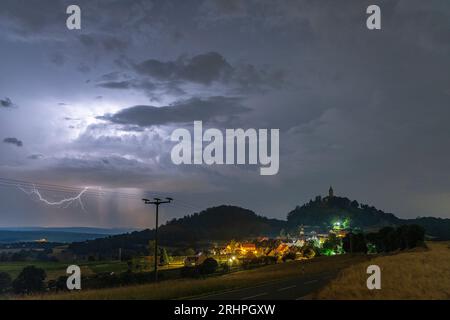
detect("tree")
(160, 248), (170, 266)
(366, 225), (425, 253)
(0, 272), (12, 293)
(322, 234), (341, 255)
(148, 240), (155, 255)
(301, 246), (316, 259)
(199, 258), (218, 275)
(12, 266), (47, 294)
(343, 232), (367, 253)
(398, 225), (425, 249)
(351, 200), (359, 208)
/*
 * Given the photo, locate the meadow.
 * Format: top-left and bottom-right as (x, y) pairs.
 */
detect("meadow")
(313, 241), (450, 299)
(0, 260), (129, 280)
(25, 254), (370, 300)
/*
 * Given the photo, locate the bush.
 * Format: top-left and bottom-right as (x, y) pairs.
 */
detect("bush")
(12, 266), (47, 294)
(199, 257), (218, 275)
(366, 224), (425, 253)
(282, 252), (296, 262)
(47, 275), (68, 292)
(261, 256), (278, 265)
(342, 233), (368, 254)
(0, 272), (12, 293)
(301, 247), (316, 259)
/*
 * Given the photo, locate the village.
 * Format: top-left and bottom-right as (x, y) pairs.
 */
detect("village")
(183, 220), (352, 268)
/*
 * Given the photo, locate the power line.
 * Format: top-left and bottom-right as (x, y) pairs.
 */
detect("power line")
(0, 176), (206, 212)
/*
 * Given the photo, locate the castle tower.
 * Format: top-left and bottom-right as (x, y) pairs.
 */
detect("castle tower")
(329, 186), (334, 198)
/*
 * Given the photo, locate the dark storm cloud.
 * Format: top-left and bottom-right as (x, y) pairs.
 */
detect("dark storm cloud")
(97, 81), (132, 89)
(200, 0), (247, 20)
(133, 52), (285, 92)
(0, 0), (66, 35)
(211, 0), (246, 15)
(28, 154), (43, 160)
(98, 96), (249, 127)
(135, 52), (233, 85)
(0, 97), (16, 108)
(77, 64), (91, 73)
(100, 72), (125, 81)
(3, 137), (23, 147)
(96, 79), (157, 92)
(79, 33), (129, 52)
(49, 52), (65, 66)
(0, 0), (154, 41)
(2, 0), (450, 226)
(101, 36), (128, 51)
(78, 34), (96, 47)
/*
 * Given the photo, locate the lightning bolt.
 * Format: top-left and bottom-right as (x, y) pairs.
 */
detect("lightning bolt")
(18, 184), (89, 213)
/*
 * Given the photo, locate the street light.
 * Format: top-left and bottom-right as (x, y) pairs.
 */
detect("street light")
(142, 197), (173, 282)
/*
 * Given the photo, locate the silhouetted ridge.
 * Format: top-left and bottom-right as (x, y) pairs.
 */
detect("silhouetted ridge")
(287, 196), (400, 229)
(69, 196), (450, 257)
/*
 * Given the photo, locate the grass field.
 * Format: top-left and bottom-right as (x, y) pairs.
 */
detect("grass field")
(24, 254), (370, 300)
(0, 260), (128, 280)
(313, 241), (450, 299)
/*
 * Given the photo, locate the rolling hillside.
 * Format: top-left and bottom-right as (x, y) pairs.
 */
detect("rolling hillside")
(68, 196), (450, 257)
(69, 205), (285, 256)
(287, 195), (450, 240)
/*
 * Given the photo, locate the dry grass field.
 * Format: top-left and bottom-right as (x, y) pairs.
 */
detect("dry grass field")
(313, 242), (450, 300)
(24, 254), (370, 300)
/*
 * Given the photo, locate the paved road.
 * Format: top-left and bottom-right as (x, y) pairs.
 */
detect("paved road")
(191, 271), (337, 300)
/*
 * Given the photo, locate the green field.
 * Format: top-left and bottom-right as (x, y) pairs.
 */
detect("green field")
(0, 260), (129, 281)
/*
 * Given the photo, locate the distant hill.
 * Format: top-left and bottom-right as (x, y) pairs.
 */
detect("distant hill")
(0, 227), (136, 234)
(287, 195), (400, 229)
(68, 194), (450, 257)
(160, 205), (285, 242)
(404, 217), (450, 240)
(69, 205), (286, 256)
(0, 230), (107, 243)
(0, 227), (135, 243)
(287, 195), (450, 240)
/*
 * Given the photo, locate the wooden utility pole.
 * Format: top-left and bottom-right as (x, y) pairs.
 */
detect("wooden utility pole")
(142, 197), (173, 282)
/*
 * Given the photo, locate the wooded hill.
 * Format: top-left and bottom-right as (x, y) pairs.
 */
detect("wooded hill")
(68, 197), (450, 257)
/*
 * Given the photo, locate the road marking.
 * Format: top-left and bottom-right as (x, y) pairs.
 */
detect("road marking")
(304, 279), (318, 284)
(241, 292), (268, 300)
(277, 285), (296, 292)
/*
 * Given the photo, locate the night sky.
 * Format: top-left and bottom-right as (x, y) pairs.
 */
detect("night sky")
(1, 0), (450, 228)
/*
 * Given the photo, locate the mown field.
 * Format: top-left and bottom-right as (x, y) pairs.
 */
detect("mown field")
(313, 241), (450, 299)
(22, 254), (370, 300)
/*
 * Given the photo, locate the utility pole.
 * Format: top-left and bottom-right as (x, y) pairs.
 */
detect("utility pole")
(142, 197), (173, 282)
